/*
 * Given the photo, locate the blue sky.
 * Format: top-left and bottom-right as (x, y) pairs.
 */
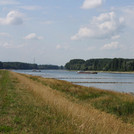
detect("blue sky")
(0, 0), (134, 65)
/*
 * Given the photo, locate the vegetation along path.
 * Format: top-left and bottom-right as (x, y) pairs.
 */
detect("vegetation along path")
(1, 70), (134, 134)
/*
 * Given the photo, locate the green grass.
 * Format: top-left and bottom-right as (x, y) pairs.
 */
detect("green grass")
(1, 70), (134, 133)
(0, 70), (81, 134)
(28, 75), (134, 124)
(0, 126), (13, 133)
(93, 97), (134, 115)
(92, 96), (134, 124)
(28, 76), (106, 100)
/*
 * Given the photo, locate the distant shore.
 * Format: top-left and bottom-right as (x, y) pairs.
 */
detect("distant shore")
(69, 70), (134, 74)
(97, 71), (134, 74)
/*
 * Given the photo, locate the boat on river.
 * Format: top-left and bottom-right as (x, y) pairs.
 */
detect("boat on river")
(77, 71), (97, 74)
(32, 69), (41, 72)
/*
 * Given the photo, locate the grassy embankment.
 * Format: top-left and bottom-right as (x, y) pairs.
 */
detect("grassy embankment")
(1, 70), (134, 134)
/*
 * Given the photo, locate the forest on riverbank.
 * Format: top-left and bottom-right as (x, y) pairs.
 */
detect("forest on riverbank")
(65, 58), (134, 71)
(1, 58), (134, 71)
(0, 61), (63, 70)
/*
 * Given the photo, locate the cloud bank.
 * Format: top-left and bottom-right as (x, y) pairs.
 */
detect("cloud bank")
(0, 11), (23, 25)
(24, 33), (43, 40)
(71, 12), (124, 40)
(101, 42), (120, 50)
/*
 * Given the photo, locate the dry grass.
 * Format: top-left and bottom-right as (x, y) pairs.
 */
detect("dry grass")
(0, 70), (80, 134)
(10, 71), (134, 134)
(28, 75), (134, 121)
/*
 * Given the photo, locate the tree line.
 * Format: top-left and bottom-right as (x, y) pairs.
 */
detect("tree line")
(65, 58), (134, 71)
(0, 62), (63, 70)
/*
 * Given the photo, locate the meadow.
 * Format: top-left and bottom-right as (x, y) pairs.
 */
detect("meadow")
(1, 70), (134, 134)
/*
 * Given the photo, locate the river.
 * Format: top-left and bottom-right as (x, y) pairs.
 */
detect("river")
(14, 70), (134, 93)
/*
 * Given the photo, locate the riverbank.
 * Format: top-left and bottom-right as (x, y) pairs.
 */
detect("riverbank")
(67, 69), (134, 74)
(97, 71), (134, 74)
(1, 70), (134, 133)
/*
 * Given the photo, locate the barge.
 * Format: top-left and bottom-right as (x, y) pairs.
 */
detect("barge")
(77, 71), (97, 74)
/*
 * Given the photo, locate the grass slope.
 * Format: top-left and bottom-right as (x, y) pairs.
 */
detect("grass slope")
(28, 74), (134, 124)
(0, 70), (79, 134)
(1, 70), (134, 134)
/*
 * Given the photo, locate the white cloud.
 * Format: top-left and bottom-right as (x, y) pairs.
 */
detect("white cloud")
(3, 42), (12, 48)
(92, 11), (115, 22)
(0, 11), (23, 25)
(0, 42), (13, 48)
(71, 12), (124, 40)
(0, 42), (25, 48)
(24, 33), (43, 40)
(101, 42), (120, 50)
(0, 0), (20, 5)
(56, 44), (70, 50)
(20, 6), (42, 11)
(81, 0), (103, 9)
(71, 27), (94, 40)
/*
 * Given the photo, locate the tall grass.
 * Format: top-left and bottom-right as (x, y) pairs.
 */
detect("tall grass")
(0, 70), (81, 134)
(27, 75), (134, 124)
(11, 71), (134, 134)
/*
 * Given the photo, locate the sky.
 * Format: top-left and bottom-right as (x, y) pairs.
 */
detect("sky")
(0, 0), (134, 65)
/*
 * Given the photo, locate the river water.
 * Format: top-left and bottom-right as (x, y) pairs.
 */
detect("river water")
(14, 70), (134, 93)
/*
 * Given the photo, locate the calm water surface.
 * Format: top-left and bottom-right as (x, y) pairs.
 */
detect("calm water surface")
(14, 70), (134, 93)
